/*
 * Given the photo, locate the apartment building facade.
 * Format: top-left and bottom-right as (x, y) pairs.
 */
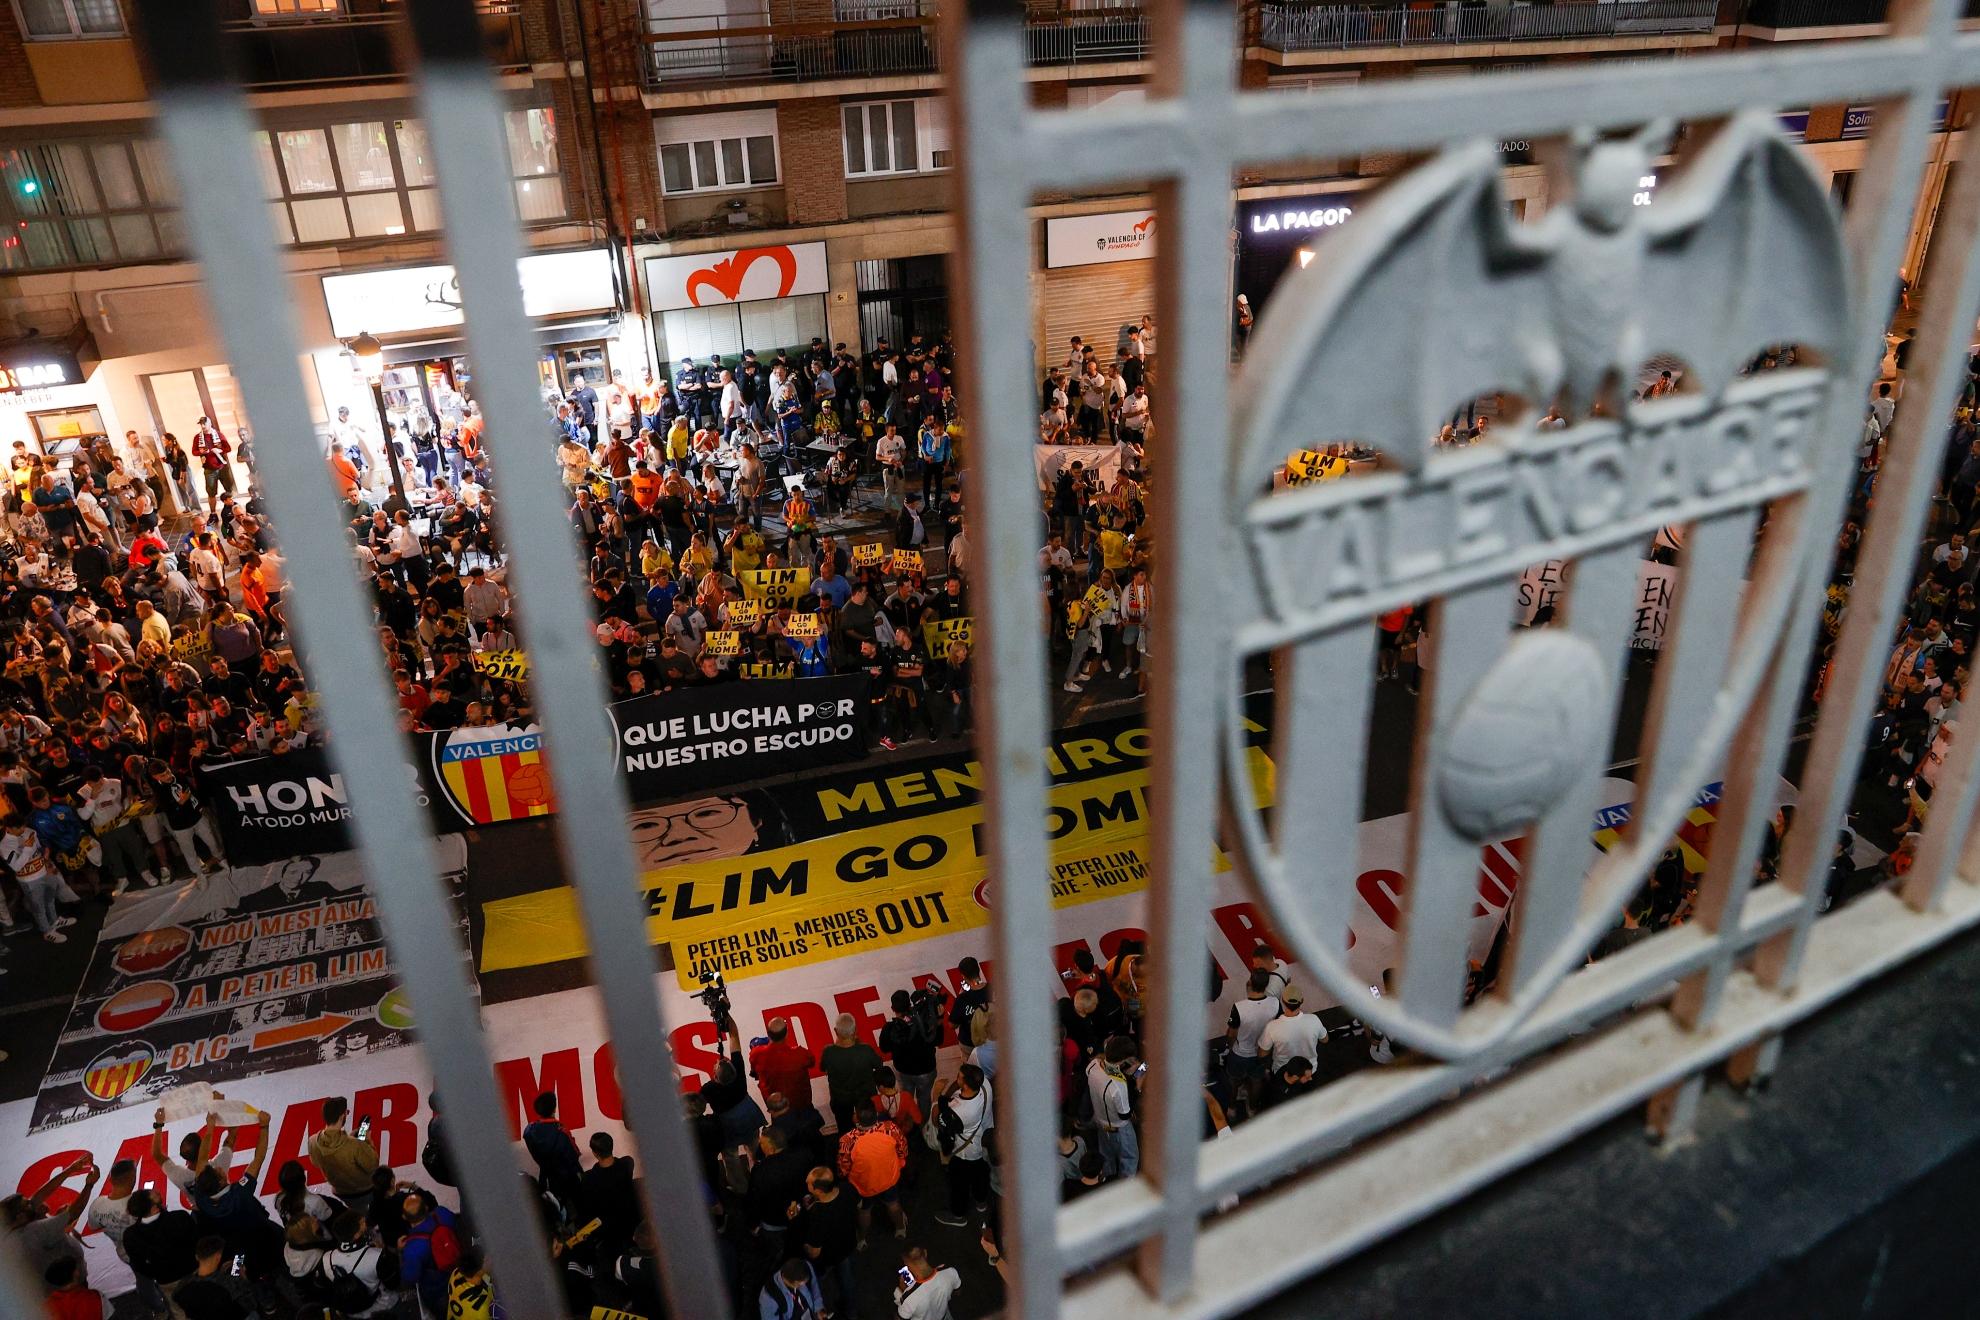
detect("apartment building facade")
(0, 0), (1960, 475)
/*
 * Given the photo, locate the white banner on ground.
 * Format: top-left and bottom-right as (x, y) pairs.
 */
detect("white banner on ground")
(1035, 442), (1126, 491)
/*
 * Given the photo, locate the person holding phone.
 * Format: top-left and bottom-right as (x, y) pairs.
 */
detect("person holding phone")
(308, 1096), (380, 1212)
(892, 1245), (961, 1319)
(758, 1255), (826, 1319)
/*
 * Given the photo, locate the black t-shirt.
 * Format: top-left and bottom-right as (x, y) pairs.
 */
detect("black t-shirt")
(174, 1274), (252, 1320)
(799, 1192), (860, 1267)
(879, 1015), (937, 1076)
(580, 1157), (641, 1240)
(950, 985), (991, 1044)
(745, 1148), (811, 1228)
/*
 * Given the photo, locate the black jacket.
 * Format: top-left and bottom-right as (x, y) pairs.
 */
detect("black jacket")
(124, 1209), (200, 1285)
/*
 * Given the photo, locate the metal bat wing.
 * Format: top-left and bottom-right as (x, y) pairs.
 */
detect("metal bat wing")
(1230, 140), (1557, 501)
(1632, 112), (1852, 396)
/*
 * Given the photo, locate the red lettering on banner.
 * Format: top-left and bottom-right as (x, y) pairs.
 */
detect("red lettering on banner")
(263, 1100), (329, 1192)
(593, 1044), (622, 1122)
(832, 986), (887, 1049)
(354, 1083), (419, 1167)
(1210, 902), (1290, 965)
(494, 1047), (585, 1138)
(1356, 871), (1404, 931)
(1051, 939), (1092, 983)
(15, 1150), (90, 1219)
(761, 1001), (833, 1062)
(671, 1021), (721, 1091)
(105, 1133), (173, 1221)
(1098, 929), (1145, 962)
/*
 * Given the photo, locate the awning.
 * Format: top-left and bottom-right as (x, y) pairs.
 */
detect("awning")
(379, 313), (621, 365)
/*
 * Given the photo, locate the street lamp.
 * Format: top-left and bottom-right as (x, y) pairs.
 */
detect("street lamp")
(346, 330), (410, 512)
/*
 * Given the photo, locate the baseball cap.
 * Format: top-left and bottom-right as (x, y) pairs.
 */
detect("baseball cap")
(1282, 987), (1305, 1007)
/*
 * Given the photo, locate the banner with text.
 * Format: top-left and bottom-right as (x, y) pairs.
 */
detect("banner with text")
(609, 675), (869, 805)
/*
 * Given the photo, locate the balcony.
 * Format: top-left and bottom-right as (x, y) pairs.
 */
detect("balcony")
(220, 0), (527, 89)
(642, 1), (1149, 90)
(1254, 0), (1720, 52)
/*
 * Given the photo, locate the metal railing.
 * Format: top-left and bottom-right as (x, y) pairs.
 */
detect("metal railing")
(4, 0), (1980, 1318)
(1744, 0), (1891, 23)
(219, 1), (525, 87)
(1256, 0), (1719, 51)
(641, 0), (1149, 87)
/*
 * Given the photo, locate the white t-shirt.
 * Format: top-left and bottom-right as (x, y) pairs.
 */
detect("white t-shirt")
(895, 1264), (962, 1320)
(1227, 995), (1281, 1059)
(1085, 1059), (1132, 1132)
(0, 828), (51, 881)
(942, 1085), (991, 1161)
(1257, 1011), (1328, 1072)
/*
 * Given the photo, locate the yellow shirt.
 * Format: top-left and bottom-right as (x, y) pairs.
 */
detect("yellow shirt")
(681, 545), (714, 580)
(640, 543), (672, 578)
(1099, 529), (1130, 572)
(666, 420), (691, 460)
(141, 612), (172, 650)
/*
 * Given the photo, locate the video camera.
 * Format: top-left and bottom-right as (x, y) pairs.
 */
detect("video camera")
(695, 972), (734, 1034)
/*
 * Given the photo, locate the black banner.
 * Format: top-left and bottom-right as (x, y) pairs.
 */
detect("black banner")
(30, 840), (469, 1133)
(611, 675), (870, 805)
(206, 678), (871, 860)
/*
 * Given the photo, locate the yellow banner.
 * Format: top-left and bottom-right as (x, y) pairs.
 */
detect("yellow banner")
(470, 648), (530, 681)
(702, 630), (743, 658)
(1082, 585), (1113, 614)
(724, 599), (764, 629)
(738, 661), (795, 680)
(891, 549), (923, 576)
(741, 567), (812, 606)
(922, 616), (973, 656)
(479, 751), (1275, 990)
(852, 542), (887, 569)
(1285, 448), (1349, 486)
(785, 612), (823, 642)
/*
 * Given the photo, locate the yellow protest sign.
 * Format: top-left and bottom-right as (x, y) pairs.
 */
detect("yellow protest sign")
(1082, 584), (1114, 614)
(702, 630), (743, 658)
(738, 661), (795, 680)
(1284, 448), (1349, 486)
(480, 749), (1276, 989)
(784, 612), (823, 642)
(171, 629), (212, 664)
(922, 615), (973, 656)
(470, 648), (530, 681)
(852, 542), (886, 569)
(740, 567), (813, 607)
(724, 599), (764, 629)
(592, 1308), (645, 1320)
(891, 548), (923, 576)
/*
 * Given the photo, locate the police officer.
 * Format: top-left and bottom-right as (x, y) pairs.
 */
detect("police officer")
(674, 356), (708, 428)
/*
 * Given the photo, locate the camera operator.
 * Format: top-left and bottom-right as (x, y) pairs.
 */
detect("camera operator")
(880, 987), (943, 1127)
(697, 1017), (766, 1156)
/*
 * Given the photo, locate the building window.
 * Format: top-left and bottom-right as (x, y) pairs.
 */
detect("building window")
(0, 139), (179, 270)
(841, 99), (950, 178)
(656, 109), (780, 196)
(12, 0), (122, 40)
(505, 108), (566, 222)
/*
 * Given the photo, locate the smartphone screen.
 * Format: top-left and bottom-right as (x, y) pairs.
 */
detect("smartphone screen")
(355, 1117), (372, 1141)
(230, 1253), (244, 1277)
(896, 1266), (916, 1288)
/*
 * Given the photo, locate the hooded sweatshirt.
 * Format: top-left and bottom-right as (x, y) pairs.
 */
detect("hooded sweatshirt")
(307, 1124), (379, 1198)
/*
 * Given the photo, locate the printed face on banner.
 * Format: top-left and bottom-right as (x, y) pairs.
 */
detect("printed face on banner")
(627, 796), (764, 870)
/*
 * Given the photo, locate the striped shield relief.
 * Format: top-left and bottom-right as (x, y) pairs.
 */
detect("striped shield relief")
(82, 1042), (156, 1104)
(432, 724), (557, 825)
(1220, 115), (1851, 1059)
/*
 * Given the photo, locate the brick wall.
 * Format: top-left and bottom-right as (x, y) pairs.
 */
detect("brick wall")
(777, 98), (847, 225)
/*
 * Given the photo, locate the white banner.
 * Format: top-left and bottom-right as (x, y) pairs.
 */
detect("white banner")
(1035, 442), (1127, 492)
(644, 242), (829, 313)
(321, 249), (616, 339)
(1514, 558), (1677, 652)
(1045, 209), (1158, 268)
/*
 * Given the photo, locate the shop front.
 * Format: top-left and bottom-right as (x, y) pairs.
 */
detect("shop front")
(1038, 207), (1157, 369)
(314, 247), (635, 449)
(643, 240), (830, 370)
(1234, 190), (1363, 318)
(0, 322), (119, 474)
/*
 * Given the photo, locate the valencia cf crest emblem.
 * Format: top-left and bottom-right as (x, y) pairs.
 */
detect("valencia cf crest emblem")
(82, 1042), (156, 1104)
(1224, 113), (1851, 1059)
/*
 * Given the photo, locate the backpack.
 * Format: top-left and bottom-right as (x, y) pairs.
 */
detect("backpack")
(922, 1095), (965, 1156)
(409, 1219), (462, 1274)
(324, 1248), (376, 1313)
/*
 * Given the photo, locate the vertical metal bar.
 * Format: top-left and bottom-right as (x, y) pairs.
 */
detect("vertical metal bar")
(124, 3), (569, 1316)
(1885, 154), (1980, 912)
(1501, 543), (1637, 995)
(1626, 511), (1761, 843)
(1136, 0), (1235, 1301)
(1757, 0), (1962, 991)
(0, 1203), (44, 1319)
(398, 2), (728, 1313)
(1398, 581), (1512, 1029)
(940, 2), (1062, 1313)
(1270, 627), (1376, 957)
